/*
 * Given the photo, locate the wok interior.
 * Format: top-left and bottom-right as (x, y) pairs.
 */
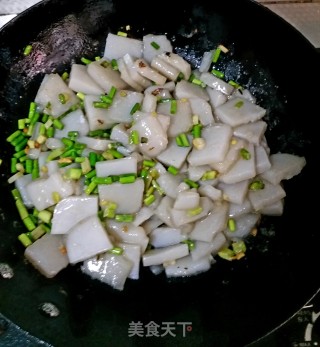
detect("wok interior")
(1, 0), (320, 346)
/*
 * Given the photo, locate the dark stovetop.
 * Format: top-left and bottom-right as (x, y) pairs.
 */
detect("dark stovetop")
(251, 291), (320, 347)
(1, 291), (320, 347)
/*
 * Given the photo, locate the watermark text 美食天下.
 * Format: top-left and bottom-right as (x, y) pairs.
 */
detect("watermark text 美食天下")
(128, 321), (192, 338)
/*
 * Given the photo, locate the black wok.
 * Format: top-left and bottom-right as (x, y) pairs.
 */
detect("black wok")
(1, 0), (320, 346)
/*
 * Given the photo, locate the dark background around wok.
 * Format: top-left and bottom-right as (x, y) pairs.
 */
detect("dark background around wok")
(0, 0), (320, 346)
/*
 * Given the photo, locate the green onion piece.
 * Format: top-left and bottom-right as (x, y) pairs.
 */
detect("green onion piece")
(188, 73), (196, 83)
(11, 133), (25, 147)
(249, 179), (265, 191)
(93, 101), (110, 109)
(234, 100), (244, 108)
(167, 165), (179, 175)
(23, 45), (32, 56)
(28, 102), (36, 119)
(60, 148), (76, 159)
(139, 169), (148, 179)
(27, 139), (35, 149)
(51, 192), (61, 204)
(144, 194), (155, 206)
(46, 126), (55, 138)
(108, 149), (124, 159)
(65, 168), (82, 180)
(18, 119), (26, 130)
(53, 118), (64, 130)
(62, 137), (74, 148)
(16, 199), (29, 220)
(108, 86), (117, 99)
(39, 124), (46, 136)
(81, 57), (92, 65)
(149, 168), (159, 179)
(102, 201), (117, 211)
(100, 95), (113, 104)
(229, 80), (242, 89)
(182, 239), (195, 251)
(212, 48), (221, 63)
(117, 31), (127, 37)
(157, 98), (174, 104)
(111, 59), (118, 70)
(30, 224), (46, 241)
(100, 60), (109, 68)
(16, 163), (24, 172)
(85, 181), (97, 195)
(46, 147), (65, 162)
(211, 69), (224, 79)
(184, 178), (199, 189)
(201, 170), (218, 181)
(176, 133), (190, 147)
(192, 124), (202, 138)
(177, 72), (184, 81)
(145, 186), (154, 197)
(85, 169), (96, 179)
(15, 138), (28, 152)
(151, 180), (164, 195)
(7, 171), (24, 184)
(76, 92), (85, 100)
(58, 93), (67, 104)
(130, 102), (141, 115)
(175, 135), (183, 146)
(87, 129), (104, 137)
(187, 206), (203, 216)
(103, 201), (118, 218)
(192, 78), (202, 86)
(19, 155), (27, 163)
(143, 159), (156, 168)
(68, 131), (79, 139)
(31, 159), (39, 180)
(115, 214), (134, 223)
(92, 176), (113, 185)
(25, 159), (33, 174)
(32, 208), (39, 217)
(108, 247), (124, 255)
(193, 115), (200, 125)
(232, 240), (246, 254)
(103, 207), (116, 219)
(129, 130), (139, 145)
(119, 174), (136, 184)
(7, 130), (22, 143)
(110, 175), (120, 182)
(26, 124), (34, 136)
(42, 114), (49, 123)
(11, 158), (18, 173)
(74, 142), (87, 150)
(61, 71), (69, 81)
(11, 188), (22, 201)
(240, 148), (251, 160)
(41, 223), (51, 233)
(150, 41), (160, 49)
(218, 247), (235, 261)
(80, 157), (91, 174)
(45, 101), (52, 111)
(228, 218), (236, 232)
(23, 216), (36, 231)
(38, 210), (52, 224)
(170, 99), (177, 114)
(89, 152), (98, 167)
(18, 233), (32, 247)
